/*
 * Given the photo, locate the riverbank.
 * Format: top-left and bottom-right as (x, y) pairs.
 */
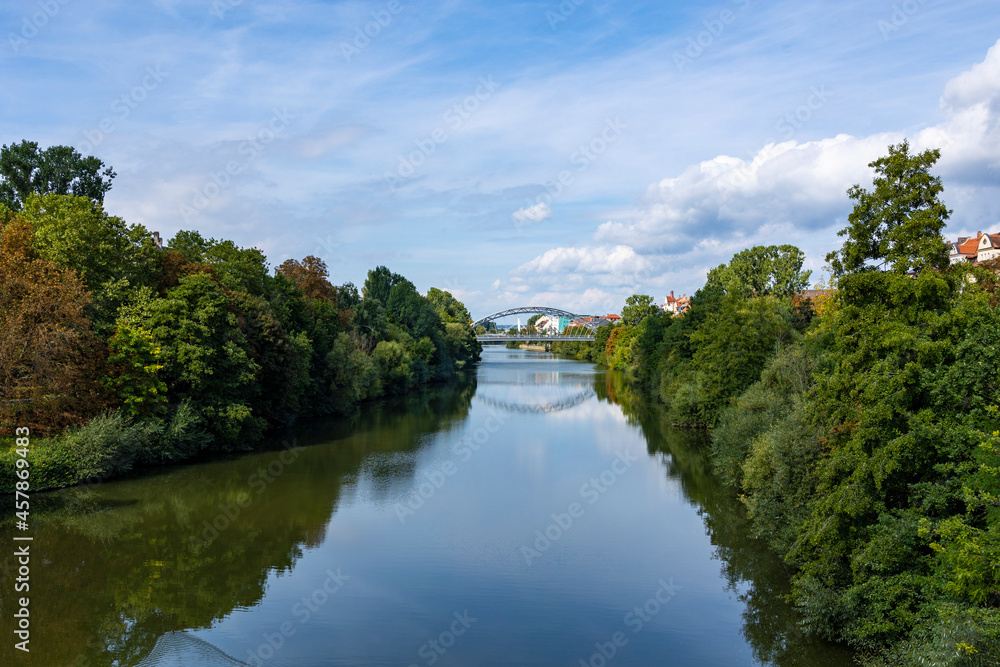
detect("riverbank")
(1, 372), (479, 495)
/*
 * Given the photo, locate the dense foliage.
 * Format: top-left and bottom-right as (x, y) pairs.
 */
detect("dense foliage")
(0, 140), (115, 211)
(0, 148), (480, 490)
(553, 142), (1000, 664)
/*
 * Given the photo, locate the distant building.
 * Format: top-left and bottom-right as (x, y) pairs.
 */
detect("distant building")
(950, 231), (1000, 264)
(662, 291), (690, 315)
(534, 316), (562, 334)
(793, 288), (834, 311)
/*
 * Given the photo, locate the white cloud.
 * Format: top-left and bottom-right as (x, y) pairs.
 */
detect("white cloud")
(507, 38), (1000, 313)
(514, 244), (654, 277)
(511, 202), (552, 226)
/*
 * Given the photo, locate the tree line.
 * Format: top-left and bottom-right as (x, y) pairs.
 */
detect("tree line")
(553, 142), (1000, 665)
(0, 141), (481, 491)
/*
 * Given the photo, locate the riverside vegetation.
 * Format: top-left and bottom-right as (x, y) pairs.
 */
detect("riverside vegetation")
(552, 142), (1000, 665)
(0, 140), (481, 493)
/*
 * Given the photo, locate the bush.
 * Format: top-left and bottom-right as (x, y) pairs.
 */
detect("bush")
(713, 345), (817, 490)
(857, 606), (1000, 667)
(0, 403), (210, 492)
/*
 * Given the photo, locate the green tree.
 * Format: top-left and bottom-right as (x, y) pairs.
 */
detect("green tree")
(168, 231), (270, 296)
(707, 245), (811, 299)
(621, 294), (660, 327)
(20, 194), (159, 293)
(387, 278), (440, 339)
(827, 140), (951, 276)
(427, 288), (472, 324)
(687, 295), (795, 426)
(0, 141), (116, 210)
(19, 194), (160, 336)
(137, 272), (263, 448)
(363, 265), (406, 304)
(372, 340), (413, 395)
(227, 291), (312, 424)
(103, 322), (168, 419)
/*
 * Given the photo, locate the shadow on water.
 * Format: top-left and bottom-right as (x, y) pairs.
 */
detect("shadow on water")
(594, 370), (855, 667)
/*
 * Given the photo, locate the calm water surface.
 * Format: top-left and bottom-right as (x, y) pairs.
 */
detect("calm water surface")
(0, 348), (853, 666)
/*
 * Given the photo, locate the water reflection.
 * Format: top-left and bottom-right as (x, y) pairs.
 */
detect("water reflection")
(593, 370), (854, 666)
(0, 351), (853, 666)
(0, 379), (476, 667)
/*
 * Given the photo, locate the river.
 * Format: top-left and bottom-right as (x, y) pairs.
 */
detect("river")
(0, 347), (854, 666)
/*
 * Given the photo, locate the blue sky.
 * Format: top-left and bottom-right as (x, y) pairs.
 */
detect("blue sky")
(2, 0), (999, 317)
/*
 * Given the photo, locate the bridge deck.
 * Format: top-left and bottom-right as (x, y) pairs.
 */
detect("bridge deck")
(476, 335), (595, 342)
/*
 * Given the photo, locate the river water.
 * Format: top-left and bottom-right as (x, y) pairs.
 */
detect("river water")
(0, 347), (853, 666)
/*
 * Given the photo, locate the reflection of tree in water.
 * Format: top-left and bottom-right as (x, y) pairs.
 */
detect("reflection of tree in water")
(594, 371), (854, 667)
(0, 377), (476, 667)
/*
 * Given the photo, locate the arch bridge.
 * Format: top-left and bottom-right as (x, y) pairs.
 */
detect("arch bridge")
(471, 306), (606, 342)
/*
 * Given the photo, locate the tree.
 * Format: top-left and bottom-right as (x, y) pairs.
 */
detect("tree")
(19, 194), (159, 293)
(0, 141), (115, 210)
(827, 140), (951, 276)
(0, 216), (109, 432)
(427, 288), (472, 324)
(169, 231), (270, 296)
(621, 294), (660, 327)
(275, 255), (336, 302)
(137, 272), (263, 448)
(708, 245), (811, 299)
(103, 321), (168, 419)
(362, 265), (407, 304)
(687, 295), (795, 425)
(387, 279), (441, 340)
(18, 193), (161, 336)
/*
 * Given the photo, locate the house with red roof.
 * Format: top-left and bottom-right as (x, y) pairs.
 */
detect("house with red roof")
(950, 231), (1000, 264)
(662, 291), (690, 315)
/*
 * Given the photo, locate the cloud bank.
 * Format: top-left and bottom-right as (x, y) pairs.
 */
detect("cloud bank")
(498, 39), (1000, 314)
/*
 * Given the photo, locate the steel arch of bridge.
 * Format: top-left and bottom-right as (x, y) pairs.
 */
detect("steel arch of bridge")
(471, 306), (599, 332)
